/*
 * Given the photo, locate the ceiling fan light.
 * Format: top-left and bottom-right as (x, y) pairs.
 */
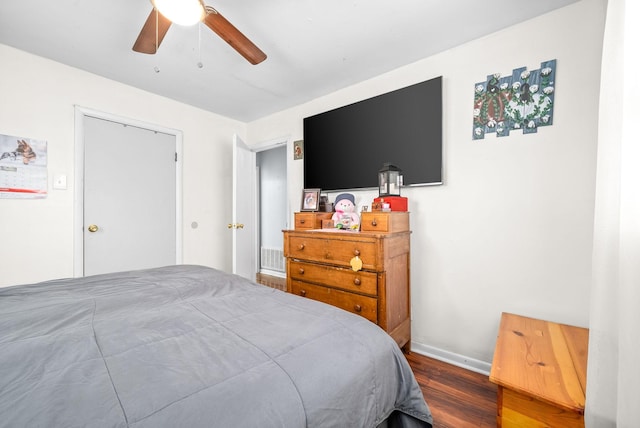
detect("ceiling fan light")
(151, 0), (205, 26)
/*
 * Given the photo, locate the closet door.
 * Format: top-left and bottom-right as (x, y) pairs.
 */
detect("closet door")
(83, 115), (177, 276)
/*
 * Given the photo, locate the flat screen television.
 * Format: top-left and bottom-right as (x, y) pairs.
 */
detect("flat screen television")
(303, 76), (442, 192)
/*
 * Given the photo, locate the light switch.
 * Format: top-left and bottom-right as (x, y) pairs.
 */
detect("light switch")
(53, 174), (67, 190)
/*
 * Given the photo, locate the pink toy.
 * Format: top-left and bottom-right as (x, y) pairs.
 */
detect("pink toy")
(331, 193), (360, 230)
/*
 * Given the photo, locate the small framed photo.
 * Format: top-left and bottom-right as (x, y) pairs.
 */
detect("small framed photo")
(301, 188), (321, 211)
(293, 140), (304, 160)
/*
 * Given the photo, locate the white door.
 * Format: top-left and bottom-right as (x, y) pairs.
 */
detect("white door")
(232, 134), (256, 280)
(83, 115), (177, 276)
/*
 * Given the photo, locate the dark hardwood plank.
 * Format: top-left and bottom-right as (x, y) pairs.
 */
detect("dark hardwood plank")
(406, 352), (497, 428)
(256, 273), (286, 291)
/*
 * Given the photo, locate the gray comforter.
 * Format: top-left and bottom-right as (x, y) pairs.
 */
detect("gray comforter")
(0, 265), (432, 427)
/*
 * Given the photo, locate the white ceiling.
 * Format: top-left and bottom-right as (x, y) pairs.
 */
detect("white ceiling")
(0, 0), (579, 122)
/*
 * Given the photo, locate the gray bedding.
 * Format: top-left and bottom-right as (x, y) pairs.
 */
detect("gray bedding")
(0, 265), (432, 427)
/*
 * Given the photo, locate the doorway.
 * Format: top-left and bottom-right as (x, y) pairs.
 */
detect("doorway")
(232, 136), (288, 285)
(256, 145), (287, 278)
(73, 107), (183, 277)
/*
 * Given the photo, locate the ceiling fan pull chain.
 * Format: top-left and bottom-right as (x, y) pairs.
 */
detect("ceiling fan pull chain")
(154, 9), (160, 73)
(197, 24), (203, 68)
(155, 8), (159, 53)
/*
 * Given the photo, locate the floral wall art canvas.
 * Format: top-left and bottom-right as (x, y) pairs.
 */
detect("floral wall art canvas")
(472, 59), (556, 140)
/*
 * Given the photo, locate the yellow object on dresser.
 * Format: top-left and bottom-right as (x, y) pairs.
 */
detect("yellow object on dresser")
(284, 212), (411, 351)
(490, 312), (589, 428)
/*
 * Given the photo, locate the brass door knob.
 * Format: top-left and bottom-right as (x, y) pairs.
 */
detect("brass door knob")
(88, 224), (99, 233)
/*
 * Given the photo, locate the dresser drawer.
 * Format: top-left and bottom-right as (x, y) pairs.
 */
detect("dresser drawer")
(294, 212), (332, 229)
(360, 212), (409, 233)
(289, 260), (378, 296)
(290, 280), (378, 323)
(287, 236), (378, 269)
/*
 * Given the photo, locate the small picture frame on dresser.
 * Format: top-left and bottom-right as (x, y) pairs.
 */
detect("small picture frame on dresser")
(301, 189), (321, 211)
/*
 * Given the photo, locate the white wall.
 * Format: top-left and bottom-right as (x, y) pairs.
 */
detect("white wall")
(0, 44), (245, 286)
(248, 0), (606, 365)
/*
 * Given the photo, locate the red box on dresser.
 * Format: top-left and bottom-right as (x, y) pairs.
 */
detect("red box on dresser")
(372, 196), (408, 212)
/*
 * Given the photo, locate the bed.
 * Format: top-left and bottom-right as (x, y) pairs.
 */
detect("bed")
(0, 265), (432, 427)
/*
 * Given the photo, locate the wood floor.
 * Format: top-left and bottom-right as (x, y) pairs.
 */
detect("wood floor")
(255, 274), (497, 427)
(406, 352), (497, 428)
(256, 272), (287, 291)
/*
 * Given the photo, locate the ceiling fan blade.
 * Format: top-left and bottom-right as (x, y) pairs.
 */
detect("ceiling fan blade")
(132, 8), (172, 54)
(203, 7), (267, 65)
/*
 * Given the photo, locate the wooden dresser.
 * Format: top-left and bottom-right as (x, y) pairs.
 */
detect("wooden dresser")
(490, 312), (589, 427)
(284, 212), (412, 351)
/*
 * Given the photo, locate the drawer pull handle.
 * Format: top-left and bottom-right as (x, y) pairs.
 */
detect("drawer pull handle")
(298, 268), (305, 275)
(300, 290), (307, 297)
(354, 304), (362, 312)
(298, 244), (305, 250)
(300, 219), (305, 224)
(354, 278), (361, 286)
(353, 249), (360, 256)
(371, 219), (377, 226)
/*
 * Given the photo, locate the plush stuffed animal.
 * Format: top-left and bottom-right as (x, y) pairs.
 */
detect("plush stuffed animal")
(331, 193), (360, 230)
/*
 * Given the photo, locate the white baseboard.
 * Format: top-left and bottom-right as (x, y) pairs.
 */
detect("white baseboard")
(410, 342), (492, 376)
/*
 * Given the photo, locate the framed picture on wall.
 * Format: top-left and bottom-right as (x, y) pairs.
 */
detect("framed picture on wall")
(301, 188), (321, 211)
(293, 140), (304, 160)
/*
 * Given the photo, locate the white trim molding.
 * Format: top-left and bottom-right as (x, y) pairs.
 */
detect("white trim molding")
(411, 341), (492, 376)
(73, 106), (184, 277)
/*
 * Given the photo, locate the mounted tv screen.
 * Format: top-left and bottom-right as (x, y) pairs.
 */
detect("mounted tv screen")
(303, 76), (442, 192)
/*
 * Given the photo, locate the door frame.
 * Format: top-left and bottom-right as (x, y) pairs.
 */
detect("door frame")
(233, 135), (291, 279)
(256, 143), (289, 278)
(73, 106), (183, 277)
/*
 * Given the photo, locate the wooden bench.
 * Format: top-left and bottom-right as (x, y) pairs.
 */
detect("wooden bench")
(489, 312), (589, 427)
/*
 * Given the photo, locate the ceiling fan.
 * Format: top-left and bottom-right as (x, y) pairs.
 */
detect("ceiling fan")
(132, 0), (267, 65)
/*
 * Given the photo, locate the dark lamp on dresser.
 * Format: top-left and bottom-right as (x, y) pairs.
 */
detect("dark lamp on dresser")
(378, 163), (403, 197)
